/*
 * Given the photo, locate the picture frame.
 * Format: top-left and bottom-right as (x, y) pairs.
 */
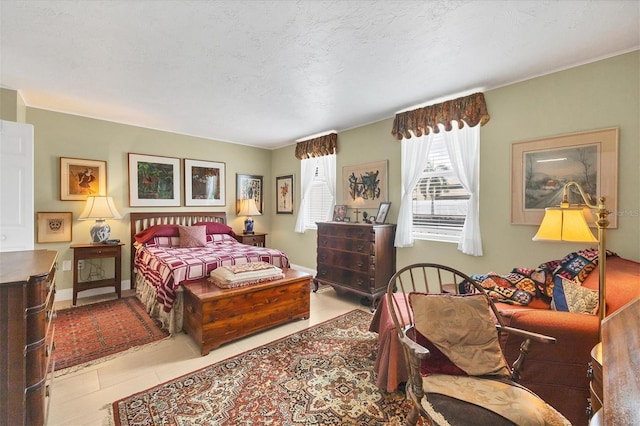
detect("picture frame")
(333, 205), (347, 222)
(128, 153), (181, 207)
(60, 157), (107, 201)
(236, 174), (263, 214)
(276, 174), (294, 214)
(511, 128), (618, 228)
(184, 159), (226, 206)
(374, 202), (391, 224)
(37, 212), (72, 243)
(343, 160), (388, 209)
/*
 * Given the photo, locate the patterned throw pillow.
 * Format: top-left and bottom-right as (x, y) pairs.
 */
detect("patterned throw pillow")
(550, 276), (599, 315)
(409, 293), (510, 377)
(178, 225), (207, 248)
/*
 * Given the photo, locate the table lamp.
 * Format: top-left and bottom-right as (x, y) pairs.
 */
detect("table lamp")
(352, 197), (365, 223)
(532, 181), (609, 337)
(78, 196), (123, 243)
(238, 198), (261, 234)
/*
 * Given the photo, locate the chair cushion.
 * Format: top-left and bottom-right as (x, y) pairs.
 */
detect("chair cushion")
(550, 276), (599, 314)
(410, 293), (510, 377)
(421, 374), (570, 426)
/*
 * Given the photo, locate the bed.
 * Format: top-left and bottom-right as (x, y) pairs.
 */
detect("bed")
(130, 212), (310, 351)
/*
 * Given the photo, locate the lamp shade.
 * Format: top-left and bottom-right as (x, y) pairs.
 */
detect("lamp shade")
(78, 196), (123, 220)
(533, 207), (597, 242)
(78, 196), (122, 243)
(238, 198), (261, 216)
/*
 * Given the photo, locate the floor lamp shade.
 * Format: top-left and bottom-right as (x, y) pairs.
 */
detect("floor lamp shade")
(78, 196), (123, 243)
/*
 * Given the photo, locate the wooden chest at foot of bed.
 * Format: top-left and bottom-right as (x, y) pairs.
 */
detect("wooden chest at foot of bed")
(182, 268), (311, 356)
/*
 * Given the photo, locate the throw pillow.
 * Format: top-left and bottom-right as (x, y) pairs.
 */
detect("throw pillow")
(409, 293), (510, 377)
(178, 225), (207, 248)
(551, 276), (599, 314)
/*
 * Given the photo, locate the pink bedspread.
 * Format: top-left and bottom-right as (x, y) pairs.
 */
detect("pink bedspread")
(134, 235), (290, 312)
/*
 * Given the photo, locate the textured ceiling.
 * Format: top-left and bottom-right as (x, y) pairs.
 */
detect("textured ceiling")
(1, 0), (639, 149)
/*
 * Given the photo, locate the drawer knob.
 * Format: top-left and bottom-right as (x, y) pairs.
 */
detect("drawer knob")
(587, 362), (594, 378)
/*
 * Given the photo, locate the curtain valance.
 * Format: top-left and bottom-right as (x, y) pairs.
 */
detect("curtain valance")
(294, 133), (337, 159)
(391, 92), (490, 140)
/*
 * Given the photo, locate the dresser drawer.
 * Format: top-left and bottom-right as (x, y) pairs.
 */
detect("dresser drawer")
(316, 265), (372, 291)
(317, 223), (372, 240)
(317, 248), (371, 272)
(317, 235), (372, 253)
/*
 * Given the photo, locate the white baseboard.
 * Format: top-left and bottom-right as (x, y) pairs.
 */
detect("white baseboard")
(290, 263), (316, 276)
(56, 280), (132, 302)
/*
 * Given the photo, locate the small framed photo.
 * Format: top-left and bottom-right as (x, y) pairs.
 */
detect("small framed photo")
(236, 174), (263, 214)
(374, 202), (391, 224)
(333, 205), (347, 221)
(37, 212), (72, 243)
(276, 174), (294, 214)
(60, 157), (107, 201)
(128, 153), (181, 207)
(184, 159), (226, 206)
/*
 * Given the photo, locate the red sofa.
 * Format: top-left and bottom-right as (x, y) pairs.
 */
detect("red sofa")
(497, 255), (640, 426)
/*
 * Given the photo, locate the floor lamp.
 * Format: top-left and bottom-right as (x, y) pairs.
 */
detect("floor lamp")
(532, 181), (609, 338)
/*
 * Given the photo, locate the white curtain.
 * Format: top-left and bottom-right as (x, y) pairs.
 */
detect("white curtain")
(294, 157), (317, 233)
(394, 133), (433, 247)
(294, 154), (336, 233)
(441, 121), (483, 256)
(321, 154), (337, 220)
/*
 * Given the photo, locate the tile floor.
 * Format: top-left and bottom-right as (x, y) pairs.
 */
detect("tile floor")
(49, 286), (367, 425)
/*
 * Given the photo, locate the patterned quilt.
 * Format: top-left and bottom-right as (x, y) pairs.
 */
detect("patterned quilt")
(461, 248), (600, 305)
(134, 234), (290, 312)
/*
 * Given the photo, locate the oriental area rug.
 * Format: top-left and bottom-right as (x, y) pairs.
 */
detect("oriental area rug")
(109, 309), (421, 425)
(55, 296), (169, 372)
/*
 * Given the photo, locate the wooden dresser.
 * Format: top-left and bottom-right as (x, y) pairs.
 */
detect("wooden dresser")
(315, 222), (396, 311)
(0, 250), (57, 426)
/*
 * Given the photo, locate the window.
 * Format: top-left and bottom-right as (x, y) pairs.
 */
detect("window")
(296, 154), (336, 232)
(412, 133), (470, 242)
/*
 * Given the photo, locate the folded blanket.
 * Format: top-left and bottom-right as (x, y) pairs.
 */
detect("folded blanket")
(462, 248), (599, 306)
(209, 261), (284, 289)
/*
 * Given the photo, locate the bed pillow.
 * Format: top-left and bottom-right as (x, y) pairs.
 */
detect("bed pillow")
(134, 224), (180, 244)
(409, 292), (510, 377)
(550, 276), (599, 315)
(178, 225), (207, 248)
(193, 221), (236, 237)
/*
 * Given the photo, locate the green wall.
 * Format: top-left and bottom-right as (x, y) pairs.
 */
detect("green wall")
(4, 51), (639, 295)
(272, 51), (640, 274)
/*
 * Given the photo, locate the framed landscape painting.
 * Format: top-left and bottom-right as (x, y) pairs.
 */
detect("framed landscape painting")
(60, 157), (107, 201)
(184, 159), (226, 206)
(128, 153), (181, 207)
(511, 128), (618, 228)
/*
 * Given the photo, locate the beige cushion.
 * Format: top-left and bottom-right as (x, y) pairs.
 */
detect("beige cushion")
(209, 262), (283, 288)
(178, 225), (207, 248)
(551, 276), (599, 314)
(410, 293), (510, 377)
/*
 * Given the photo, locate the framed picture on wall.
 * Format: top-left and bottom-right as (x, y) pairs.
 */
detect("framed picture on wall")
(276, 174), (294, 214)
(236, 173), (263, 214)
(184, 159), (226, 206)
(60, 157), (107, 201)
(128, 153), (181, 207)
(511, 128), (618, 228)
(36, 212), (72, 243)
(343, 160), (388, 209)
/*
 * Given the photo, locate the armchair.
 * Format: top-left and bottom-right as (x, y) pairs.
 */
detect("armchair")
(386, 263), (570, 425)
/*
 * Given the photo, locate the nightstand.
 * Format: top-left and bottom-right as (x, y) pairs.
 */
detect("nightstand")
(71, 243), (124, 305)
(234, 232), (267, 247)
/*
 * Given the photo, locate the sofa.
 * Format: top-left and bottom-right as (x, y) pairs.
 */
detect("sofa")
(496, 254), (640, 426)
(370, 253), (640, 426)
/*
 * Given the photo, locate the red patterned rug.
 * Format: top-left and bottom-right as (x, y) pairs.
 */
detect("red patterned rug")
(55, 296), (169, 372)
(110, 309), (421, 425)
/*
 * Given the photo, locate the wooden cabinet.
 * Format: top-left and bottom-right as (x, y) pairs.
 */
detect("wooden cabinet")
(315, 222), (396, 311)
(71, 243), (123, 305)
(0, 250), (57, 426)
(234, 232), (267, 247)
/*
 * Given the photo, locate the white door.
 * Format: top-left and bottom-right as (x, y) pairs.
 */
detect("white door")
(0, 120), (34, 252)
